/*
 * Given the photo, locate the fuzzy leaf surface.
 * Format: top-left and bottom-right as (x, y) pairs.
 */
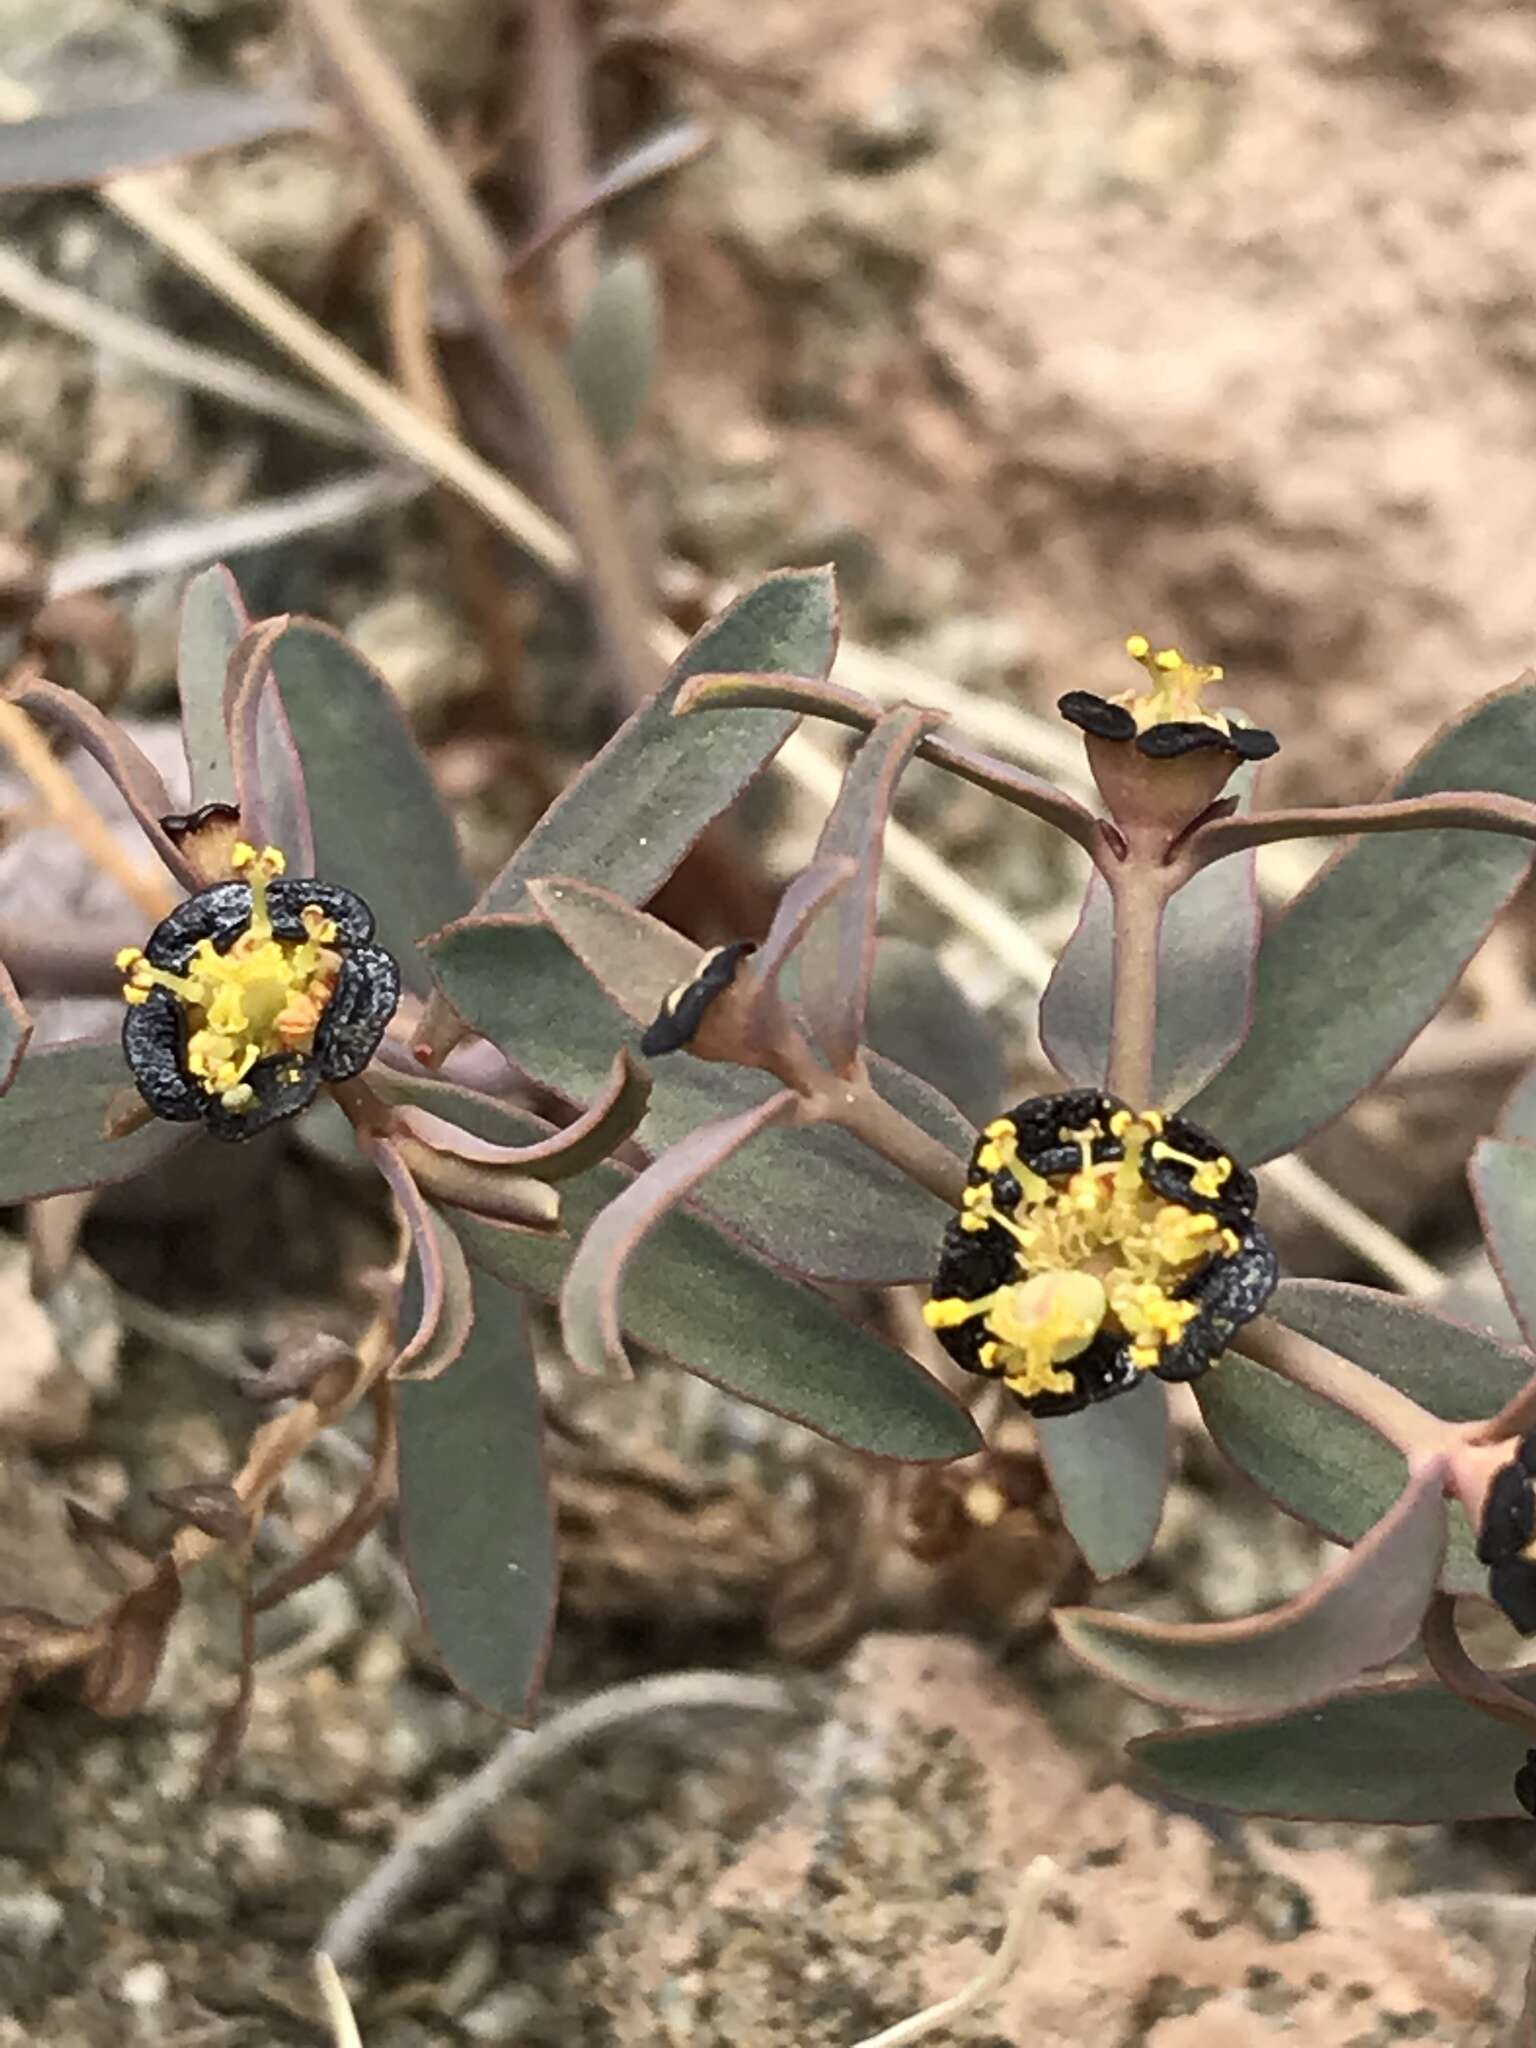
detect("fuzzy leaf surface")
(470, 567), (834, 917)
(1197, 1353), (1482, 1594)
(0, 1039), (192, 1202)
(1270, 1277), (1532, 1419)
(1036, 1376), (1170, 1580)
(1188, 679), (1536, 1161)
(397, 1268), (556, 1719)
(266, 620), (471, 990)
(1058, 1460), (1445, 1713)
(1131, 1665), (1536, 1821)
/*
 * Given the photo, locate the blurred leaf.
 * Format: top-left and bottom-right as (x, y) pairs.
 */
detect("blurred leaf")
(1059, 1460), (1445, 1713)
(800, 707), (941, 1075)
(1189, 680), (1536, 1161)
(426, 908), (965, 1282)
(1040, 773), (1259, 1103)
(1197, 1353), (1483, 1594)
(1270, 1277), (1532, 1420)
(471, 567), (836, 917)
(566, 250), (659, 452)
(264, 620), (472, 990)
(397, 1269), (556, 1719)
(863, 939), (1003, 1127)
(1131, 1664), (1536, 1821)
(0, 961), (31, 1097)
(1036, 1376), (1170, 1579)
(429, 1092), (976, 1459)
(1471, 1138), (1536, 1352)
(0, 89), (314, 193)
(177, 565), (246, 811)
(1498, 1063), (1536, 1147)
(561, 1091), (797, 1376)
(0, 1039), (193, 1202)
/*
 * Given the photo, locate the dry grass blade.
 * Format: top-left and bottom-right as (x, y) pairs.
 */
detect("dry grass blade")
(849, 1856), (1054, 2048)
(0, 243), (380, 449)
(314, 1953), (365, 2048)
(47, 469), (425, 601)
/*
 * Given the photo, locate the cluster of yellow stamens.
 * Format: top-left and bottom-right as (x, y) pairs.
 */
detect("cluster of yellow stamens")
(923, 1109), (1239, 1402)
(1113, 634), (1229, 737)
(116, 843), (340, 1116)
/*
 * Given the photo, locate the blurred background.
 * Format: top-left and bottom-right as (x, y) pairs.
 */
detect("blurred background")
(1, 1), (1534, 2042)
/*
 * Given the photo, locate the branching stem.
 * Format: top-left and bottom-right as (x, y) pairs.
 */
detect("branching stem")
(1184, 789), (1536, 874)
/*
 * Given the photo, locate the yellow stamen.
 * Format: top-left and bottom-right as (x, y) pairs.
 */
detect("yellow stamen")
(1115, 634), (1228, 736)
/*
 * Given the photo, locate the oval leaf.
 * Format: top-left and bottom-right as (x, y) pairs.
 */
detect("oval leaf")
(1188, 678), (1536, 1162)
(397, 1269), (557, 1719)
(1058, 1459), (1446, 1714)
(1471, 1137), (1536, 1351)
(0, 1038), (193, 1202)
(566, 250), (659, 452)
(470, 567), (836, 918)
(1131, 1662), (1536, 1822)
(177, 565), (247, 811)
(263, 619), (471, 989)
(1036, 1376), (1171, 1579)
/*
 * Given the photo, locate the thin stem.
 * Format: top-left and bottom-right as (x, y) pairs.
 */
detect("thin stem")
(1421, 1592), (1536, 1740)
(1187, 790), (1536, 871)
(1471, 1366), (1536, 1446)
(529, 0), (599, 323)
(1105, 859), (1171, 1106)
(1237, 1313), (1450, 1459)
(817, 1066), (968, 1209)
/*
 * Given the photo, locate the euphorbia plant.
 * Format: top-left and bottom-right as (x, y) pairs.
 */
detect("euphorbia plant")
(9, 563), (1536, 1848)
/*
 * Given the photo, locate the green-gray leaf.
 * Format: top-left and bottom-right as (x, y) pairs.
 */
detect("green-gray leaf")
(1270, 1276), (1531, 1420)
(863, 939), (1003, 1127)
(1471, 1138), (1536, 1351)
(397, 1268), (556, 1719)
(1197, 1352), (1482, 1595)
(1131, 1665), (1536, 1821)
(177, 565), (245, 810)
(1188, 679), (1536, 1161)
(0, 1039), (193, 1202)
(567, 251), (660, 453)
(425, 918), (962, 1283)
(266, 619), (472, 992)
(1036, 1378), (1170, 1580)
(0, 89), (313, 193)
(470, 567), (835, 918)
(1058, 1458), (1445, 1713)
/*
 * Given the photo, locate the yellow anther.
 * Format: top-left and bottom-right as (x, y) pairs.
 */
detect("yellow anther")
(115, 946), (144, 973)
(1125, 633), (1150, 660)
(1117, 635), (1228, 736)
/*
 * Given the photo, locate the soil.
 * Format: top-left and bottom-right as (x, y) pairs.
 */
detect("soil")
(2, 0), (1536, 2041)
